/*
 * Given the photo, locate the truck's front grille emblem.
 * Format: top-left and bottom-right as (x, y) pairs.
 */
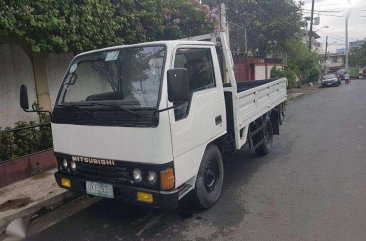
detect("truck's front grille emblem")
(72, 156), (116, 166)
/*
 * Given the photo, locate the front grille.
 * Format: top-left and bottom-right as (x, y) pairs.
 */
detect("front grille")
(52, 108), (158, 127)
(55, 153), (172, 191)
(75, 162), (131, 184)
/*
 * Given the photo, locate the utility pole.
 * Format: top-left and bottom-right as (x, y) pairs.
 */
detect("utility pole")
(324, 36), (328, 62)
(324, 36), (328, 74)
(345, 16), (349, 72)
(308, 0), (315, 50)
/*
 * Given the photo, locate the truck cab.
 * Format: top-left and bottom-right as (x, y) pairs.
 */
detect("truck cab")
(52, 41), (226, 210)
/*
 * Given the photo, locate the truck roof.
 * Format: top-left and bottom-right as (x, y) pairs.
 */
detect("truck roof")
(74, 40), (215, 58)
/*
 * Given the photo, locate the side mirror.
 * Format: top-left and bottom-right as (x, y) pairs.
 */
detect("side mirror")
(167, 68), (190, 103)
(20, 84), (29, 110)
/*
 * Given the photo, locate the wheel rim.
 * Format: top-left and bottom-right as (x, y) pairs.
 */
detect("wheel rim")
(264, 123), (273, 146)
(204, 159), (219, 194)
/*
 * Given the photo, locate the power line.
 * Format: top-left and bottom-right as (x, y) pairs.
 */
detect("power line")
(327, 35), (345, 42)
(302, 9), (342, 13)
(303, 13), (344, 17)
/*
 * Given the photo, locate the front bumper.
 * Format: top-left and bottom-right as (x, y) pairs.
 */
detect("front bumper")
(54, 172), (179, 210)
(321, 81), (339, 87)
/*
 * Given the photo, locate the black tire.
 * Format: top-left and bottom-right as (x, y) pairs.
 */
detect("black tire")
(280, 103), (286, 124)
(193, 144), (224, 209)
(254, 120), (273, 156)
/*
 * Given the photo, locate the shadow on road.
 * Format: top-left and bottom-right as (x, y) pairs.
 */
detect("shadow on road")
(26, 147), (271, 241)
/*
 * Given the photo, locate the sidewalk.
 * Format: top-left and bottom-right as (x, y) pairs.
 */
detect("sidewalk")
(0, 169), (77, 233)
(287, 84), (319, 103)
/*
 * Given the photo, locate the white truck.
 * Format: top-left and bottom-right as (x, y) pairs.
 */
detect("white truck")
(20, 32), (287, 210)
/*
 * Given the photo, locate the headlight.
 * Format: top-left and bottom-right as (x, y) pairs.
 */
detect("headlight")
(132, 168), (142, 182)
(147, 171), (157, 185)
(62, 159), (68, 169)
(70, 160), (77, 171)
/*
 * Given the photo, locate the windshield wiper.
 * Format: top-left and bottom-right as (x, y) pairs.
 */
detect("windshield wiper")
(57, 104), (93, 116)
(88, 103), (141, 117)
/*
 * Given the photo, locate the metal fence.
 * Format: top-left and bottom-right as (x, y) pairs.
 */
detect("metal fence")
(0, 122), (53, 163)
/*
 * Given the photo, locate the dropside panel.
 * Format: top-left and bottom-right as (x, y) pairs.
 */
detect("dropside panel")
(233, 78), (287, 149)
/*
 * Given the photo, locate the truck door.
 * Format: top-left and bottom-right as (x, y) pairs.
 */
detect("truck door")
(168, 46), (226, 187)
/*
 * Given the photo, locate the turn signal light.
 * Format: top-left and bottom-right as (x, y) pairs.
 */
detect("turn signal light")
(137, 192), (153, 203)
(61, 178), (71, 188)
(160, 168), (175, 190)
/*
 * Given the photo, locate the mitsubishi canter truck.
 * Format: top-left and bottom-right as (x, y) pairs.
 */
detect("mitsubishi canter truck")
(20, 32), (287, 210)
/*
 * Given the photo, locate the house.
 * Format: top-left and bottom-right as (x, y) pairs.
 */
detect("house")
(233, 56), (284, 81)
(303, 31), (321, 51)
(320, 52), (345, 73)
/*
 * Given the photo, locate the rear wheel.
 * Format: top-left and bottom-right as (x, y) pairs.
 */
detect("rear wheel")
(280, 103), (286, 124)
(193, 144), (224, 209)
(254, 120), (273, 156)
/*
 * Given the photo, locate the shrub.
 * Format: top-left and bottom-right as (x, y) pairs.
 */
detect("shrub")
(271, 67), (297, 88)
(0, 105), (52, 162)
(306, 67), (321, 83)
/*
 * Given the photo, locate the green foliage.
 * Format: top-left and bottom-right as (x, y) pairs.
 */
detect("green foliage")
(307, 67), (321, 83)
(0, 0), (123, 53)
(204, 0), (303, 57)
(285, 38), (321, 83)
(0, 0), (216, 53)
(349, 43), (366, 67)
(0, 104), (52, 162)
(271, 67), (297, 88)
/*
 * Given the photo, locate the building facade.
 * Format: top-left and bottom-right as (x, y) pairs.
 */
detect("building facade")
(320, 52), (346, 73)
(350, 38), (366, 52)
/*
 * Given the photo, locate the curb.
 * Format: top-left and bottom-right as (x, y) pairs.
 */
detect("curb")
(0, 191), (78, 233)
(287, 92), (305, 104)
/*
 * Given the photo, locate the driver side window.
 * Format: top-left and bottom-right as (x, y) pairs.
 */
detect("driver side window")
(173, 48), (216, 121)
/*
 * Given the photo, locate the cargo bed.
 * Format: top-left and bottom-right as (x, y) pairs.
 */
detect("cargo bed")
(224, 78), (287, 149)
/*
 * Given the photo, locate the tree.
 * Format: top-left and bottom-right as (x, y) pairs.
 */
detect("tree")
(349, 43), (366, 67)
(0, 0), (123, 53)
(0, 0), (216, 53)
(0, 0), (216, 110)
(284, 37), (320, 83)
(203, 0), (303, 57)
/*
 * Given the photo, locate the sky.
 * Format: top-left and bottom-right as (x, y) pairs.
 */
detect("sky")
(297, 0), (366, 52)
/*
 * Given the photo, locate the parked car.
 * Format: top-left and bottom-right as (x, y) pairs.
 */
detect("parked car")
(321, 74), (341, 87)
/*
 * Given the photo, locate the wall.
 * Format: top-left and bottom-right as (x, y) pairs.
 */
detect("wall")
(0, 150), (57, 188)
(0, 44), (74, 127)
(255, 66), (266, 80)
(0, 44), (38, 127)
(46, 53), (74, 107)
(254, 65), (276, 80)
(328, 55), (345, 68)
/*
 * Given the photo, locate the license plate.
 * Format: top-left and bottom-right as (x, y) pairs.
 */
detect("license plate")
(86, 181), (114, 199)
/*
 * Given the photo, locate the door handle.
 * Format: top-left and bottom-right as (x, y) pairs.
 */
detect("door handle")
(215, 115), (222, 125)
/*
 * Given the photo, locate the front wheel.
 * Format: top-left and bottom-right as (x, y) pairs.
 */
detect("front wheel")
(193, 144), (224, 209)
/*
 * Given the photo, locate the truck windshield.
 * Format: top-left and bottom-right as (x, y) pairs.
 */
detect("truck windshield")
(57, 45), (165, 108)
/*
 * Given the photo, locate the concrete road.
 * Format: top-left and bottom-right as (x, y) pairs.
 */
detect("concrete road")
(26, 80), (366, 241)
